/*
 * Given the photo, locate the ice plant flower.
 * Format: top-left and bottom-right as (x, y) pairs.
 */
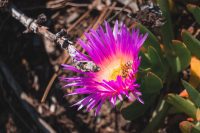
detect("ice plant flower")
(61, 21), (148, 115)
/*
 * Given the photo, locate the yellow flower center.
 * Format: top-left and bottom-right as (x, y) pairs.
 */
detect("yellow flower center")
(110, 66), (122, 80)
(97, 58), (133, 81)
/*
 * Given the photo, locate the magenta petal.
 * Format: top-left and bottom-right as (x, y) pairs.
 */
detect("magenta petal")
(61, 20), (148, 115)
(61, 64), (82, 73)
(95, 98), (106, 116)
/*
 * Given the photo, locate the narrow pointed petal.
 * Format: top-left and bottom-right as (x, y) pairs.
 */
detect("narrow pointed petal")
(61, 20), (148, 115)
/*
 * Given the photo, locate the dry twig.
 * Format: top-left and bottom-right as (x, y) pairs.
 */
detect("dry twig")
(7, 4), (99, 73)
(2, 3), (101, 103)
(43, 2), (117, 103)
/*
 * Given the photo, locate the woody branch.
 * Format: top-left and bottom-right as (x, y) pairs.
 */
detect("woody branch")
(6, 4), (100, 72)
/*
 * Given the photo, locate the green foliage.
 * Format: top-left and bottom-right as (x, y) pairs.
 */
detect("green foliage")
(135, 23), (162, 55)
(141, 72), (163, 94)
(121, 94), (157, 120)
(139, 52), (152, 69)
(166, 94), (197, 119)
(157, 0), (174, 50)
(187, 4), (200, 25)
(141, 100), (170, 133)
(182, 80), (200, 107)
(192, 126), (200, 133)
(147, 46), (165, 79)
(121, 1), (200, 132)
(121, 72), (163, 120)
(182, 30), (200, 59)
(166, 79), (200, 133)
(172, 40), (191, 72)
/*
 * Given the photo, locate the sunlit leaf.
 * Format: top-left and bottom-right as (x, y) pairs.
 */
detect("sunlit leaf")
(196, 108), (200, 121)
(190, 57), (200, 88)
(166, 94), (197, 119)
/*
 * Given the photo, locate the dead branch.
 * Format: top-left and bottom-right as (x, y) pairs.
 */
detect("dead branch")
(43, 2), (116, 103)
(3, 3), (101, 103)
(7, 4), (100, 73)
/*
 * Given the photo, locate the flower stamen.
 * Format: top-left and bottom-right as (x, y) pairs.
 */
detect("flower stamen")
(109, 60), (133, 80)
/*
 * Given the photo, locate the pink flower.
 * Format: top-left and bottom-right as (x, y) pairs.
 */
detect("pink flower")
(61, 21), (148, 115)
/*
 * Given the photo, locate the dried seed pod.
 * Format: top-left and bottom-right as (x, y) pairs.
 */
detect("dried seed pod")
(128, 1), (165, 32)
(36, 14), (47, 25)
(136, 2), (165, 28)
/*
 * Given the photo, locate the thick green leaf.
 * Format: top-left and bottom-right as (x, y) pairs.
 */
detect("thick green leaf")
(182, 30), (200, 59)
(182, 80), (200, 107)
(141, 72), (163, 94)
(121, 94), (157, 120)
(187, 4), (200, 25)
(157, 0), (174, 50)
(122, 72), (162, 120)
(139, 51), (151, 69)
(135, 23), (162, 55)
(172, 40), (191, 72)
(192, 126), (200, 133)
(142, 100), (170, 133)
(166, 94), (197, 119)
(168, 106), (183, 115)
(148, 46), (165, 79)
(157, 0), (178, 75)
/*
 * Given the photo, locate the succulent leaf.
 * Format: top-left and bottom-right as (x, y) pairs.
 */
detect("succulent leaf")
(182, 80), (200, 107)
(166, 94), (197, 119)
(182, 30), (200, 59)
(187, 4), (200, 25)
